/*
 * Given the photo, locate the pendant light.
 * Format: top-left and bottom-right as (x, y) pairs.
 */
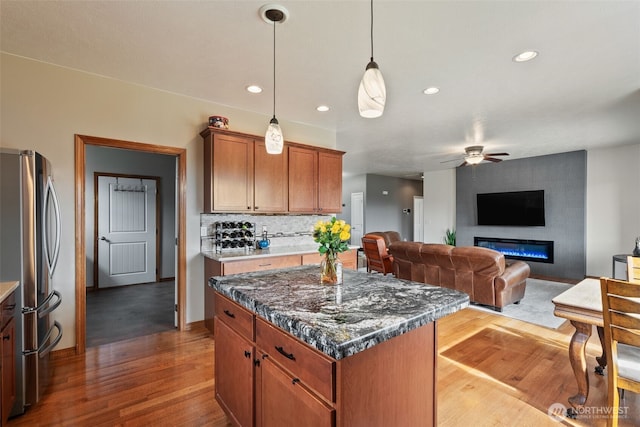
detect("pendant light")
(358, 0), (386, 118)
(262, 6), (287, 154)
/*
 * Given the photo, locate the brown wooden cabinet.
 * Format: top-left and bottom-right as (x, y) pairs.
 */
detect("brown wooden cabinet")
(203, 131), (254, 212)
(288, 147), (343, 214)
(202, 128), (342, 214)
(0, 291), (16, 426)
(213, 291), (438, 427)
(254, 140), (288, 213)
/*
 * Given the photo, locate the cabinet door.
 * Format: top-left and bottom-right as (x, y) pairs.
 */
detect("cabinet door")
(254, 141), (288, 212)
(211, 134), (255, 212)
(214, 319), (254, 427)
(257, 356), (334, 427)
(317, 152), (343, 213)
(1, 317), (15, 425)
(288, 146), (318, 213)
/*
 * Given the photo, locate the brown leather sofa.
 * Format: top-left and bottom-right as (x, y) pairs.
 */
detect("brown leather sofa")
(361, 231), (402, 275)
(388, 242), (530, 311)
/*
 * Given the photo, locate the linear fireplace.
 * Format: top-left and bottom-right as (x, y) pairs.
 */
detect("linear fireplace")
(474, 237), (554, 264)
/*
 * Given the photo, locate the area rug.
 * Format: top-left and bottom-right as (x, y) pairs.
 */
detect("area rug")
(470, 278), (573, 329)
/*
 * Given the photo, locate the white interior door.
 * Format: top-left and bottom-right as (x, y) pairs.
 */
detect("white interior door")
(413, 196), (424, 242)
(350, 192), (364, 246)
(98, 176), (157, 287)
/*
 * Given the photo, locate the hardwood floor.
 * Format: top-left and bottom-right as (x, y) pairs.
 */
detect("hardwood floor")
(7, 308), (638, 426)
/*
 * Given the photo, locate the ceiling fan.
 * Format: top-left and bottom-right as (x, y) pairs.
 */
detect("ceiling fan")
(442, 145), (509, 167)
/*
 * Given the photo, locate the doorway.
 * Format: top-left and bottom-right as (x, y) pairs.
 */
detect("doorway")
(350, 192), (364, 246)
(75, 135), (186, 355)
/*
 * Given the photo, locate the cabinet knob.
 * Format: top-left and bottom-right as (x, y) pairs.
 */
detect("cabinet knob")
(292, 378), (300, 385)
(3, 335), (10, 341)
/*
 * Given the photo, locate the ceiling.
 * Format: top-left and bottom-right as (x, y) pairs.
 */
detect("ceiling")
(2, 1), (639, 179)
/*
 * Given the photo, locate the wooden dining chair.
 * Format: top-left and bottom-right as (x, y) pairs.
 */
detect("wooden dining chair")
(599, 277), (640, 427)
(627, 256), (640, 284)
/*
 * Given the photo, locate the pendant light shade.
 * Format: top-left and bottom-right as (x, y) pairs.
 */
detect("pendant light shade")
(359, 0), (386, 118)
(262, 5), (287, 155)
(265, 117), (283, 154)
(358, 59), (386, 118)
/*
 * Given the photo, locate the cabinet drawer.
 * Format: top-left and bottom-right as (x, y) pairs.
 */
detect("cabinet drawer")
(214, 293), (254, 341)
(223, 255), (300, 275)
(256, 318), (335, 402)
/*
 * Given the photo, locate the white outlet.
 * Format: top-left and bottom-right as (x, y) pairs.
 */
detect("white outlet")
(200, 226), (208, 237)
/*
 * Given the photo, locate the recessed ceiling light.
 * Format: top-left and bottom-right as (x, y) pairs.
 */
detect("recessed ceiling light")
(513, 51), (538, 62)
(316, 105), (330, 112)
(423, 87), (440, 95)
(246, 85), (262, 93)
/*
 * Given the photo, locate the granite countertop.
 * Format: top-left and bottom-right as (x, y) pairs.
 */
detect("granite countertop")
(0, 281), (19, 304)
(210, 265), (469, 360)
(202, 245), (358, 261)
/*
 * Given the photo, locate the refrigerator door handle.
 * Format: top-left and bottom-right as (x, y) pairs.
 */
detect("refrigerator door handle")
(43, 175), (61, 278)
(24, 321), (63, 357)
(22, 290), (62, 317)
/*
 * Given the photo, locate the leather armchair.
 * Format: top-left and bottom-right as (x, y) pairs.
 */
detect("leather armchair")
(361, 232), (398, 275)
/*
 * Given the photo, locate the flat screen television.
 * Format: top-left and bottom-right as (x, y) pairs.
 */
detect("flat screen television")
(476, 190), (545, 226)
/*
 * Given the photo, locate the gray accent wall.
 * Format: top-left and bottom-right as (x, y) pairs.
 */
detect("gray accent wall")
(456, 151), (586, 280)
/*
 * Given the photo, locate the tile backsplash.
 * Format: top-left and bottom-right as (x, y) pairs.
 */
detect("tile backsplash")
(200, 213), (333, 252)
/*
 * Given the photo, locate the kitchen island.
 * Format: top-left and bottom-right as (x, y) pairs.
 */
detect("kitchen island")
(210, 265), (469, 427)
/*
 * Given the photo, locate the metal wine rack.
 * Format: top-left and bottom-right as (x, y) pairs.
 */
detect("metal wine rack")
(213, 221), (256, 252)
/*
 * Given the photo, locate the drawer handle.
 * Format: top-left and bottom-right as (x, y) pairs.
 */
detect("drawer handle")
(2, 335), (9, 341)
(259, 263), (272, 267)
(275, 346), (296, 361)
(292, 378), (300, 385)
(223, 309), (236, 318)
(244, 350), (251, 358)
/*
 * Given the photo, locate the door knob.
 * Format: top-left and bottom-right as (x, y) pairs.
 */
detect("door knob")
(100, 236), (111, 243)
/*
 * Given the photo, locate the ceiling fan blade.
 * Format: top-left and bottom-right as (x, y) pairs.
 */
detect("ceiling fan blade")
(485, 152), (509, 157)
(440, 157), (463, 164)
(485, 157), (502, 163)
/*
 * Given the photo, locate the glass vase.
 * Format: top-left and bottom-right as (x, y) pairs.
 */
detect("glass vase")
(320, 252), (343, 285)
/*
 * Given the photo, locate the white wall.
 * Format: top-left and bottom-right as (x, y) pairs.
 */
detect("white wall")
(422, 169), (456, 244)
(0, 53), (335, 351)
(586, 144), (640, 277)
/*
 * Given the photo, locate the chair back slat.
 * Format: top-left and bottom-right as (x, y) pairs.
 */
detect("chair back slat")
(609, 311), (640, 332)
(627, 256), (640, 284)
(610, 326), (640, 347)
(608, 295), (640, 315)
(608, 279), (640, 297)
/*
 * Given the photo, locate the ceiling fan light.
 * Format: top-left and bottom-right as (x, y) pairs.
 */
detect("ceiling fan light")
(358, 61), (386, 118)
(265, 117), (283, 154)
(465, 155), (484, 165)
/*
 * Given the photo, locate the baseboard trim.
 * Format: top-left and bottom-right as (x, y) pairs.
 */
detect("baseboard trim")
(185, 320), (206, 331)
(51, 346), (78, 360)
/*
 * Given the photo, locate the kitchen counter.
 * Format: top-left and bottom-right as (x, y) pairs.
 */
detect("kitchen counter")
(0, 281), (19, 304)
(202, 244), (357, 261)
(210, 265), (469, 360)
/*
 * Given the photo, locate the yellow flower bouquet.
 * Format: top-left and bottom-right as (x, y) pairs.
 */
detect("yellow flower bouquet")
(313, 217), (351, 284)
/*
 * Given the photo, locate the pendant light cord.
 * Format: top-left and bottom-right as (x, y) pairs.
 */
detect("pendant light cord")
(369, 0), (374, 62)
(272, 19), (276, 119)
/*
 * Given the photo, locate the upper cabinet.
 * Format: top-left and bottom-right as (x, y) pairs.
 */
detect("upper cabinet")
(289, 147), (343, 213)
(201, 128), (343, 214)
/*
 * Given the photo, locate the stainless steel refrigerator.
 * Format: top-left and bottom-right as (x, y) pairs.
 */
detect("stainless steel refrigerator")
(0, 149), (63, 416)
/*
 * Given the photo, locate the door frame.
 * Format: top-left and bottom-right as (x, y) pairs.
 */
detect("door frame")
(93, 173), (161, 290)
(75, 135), (186, 355)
